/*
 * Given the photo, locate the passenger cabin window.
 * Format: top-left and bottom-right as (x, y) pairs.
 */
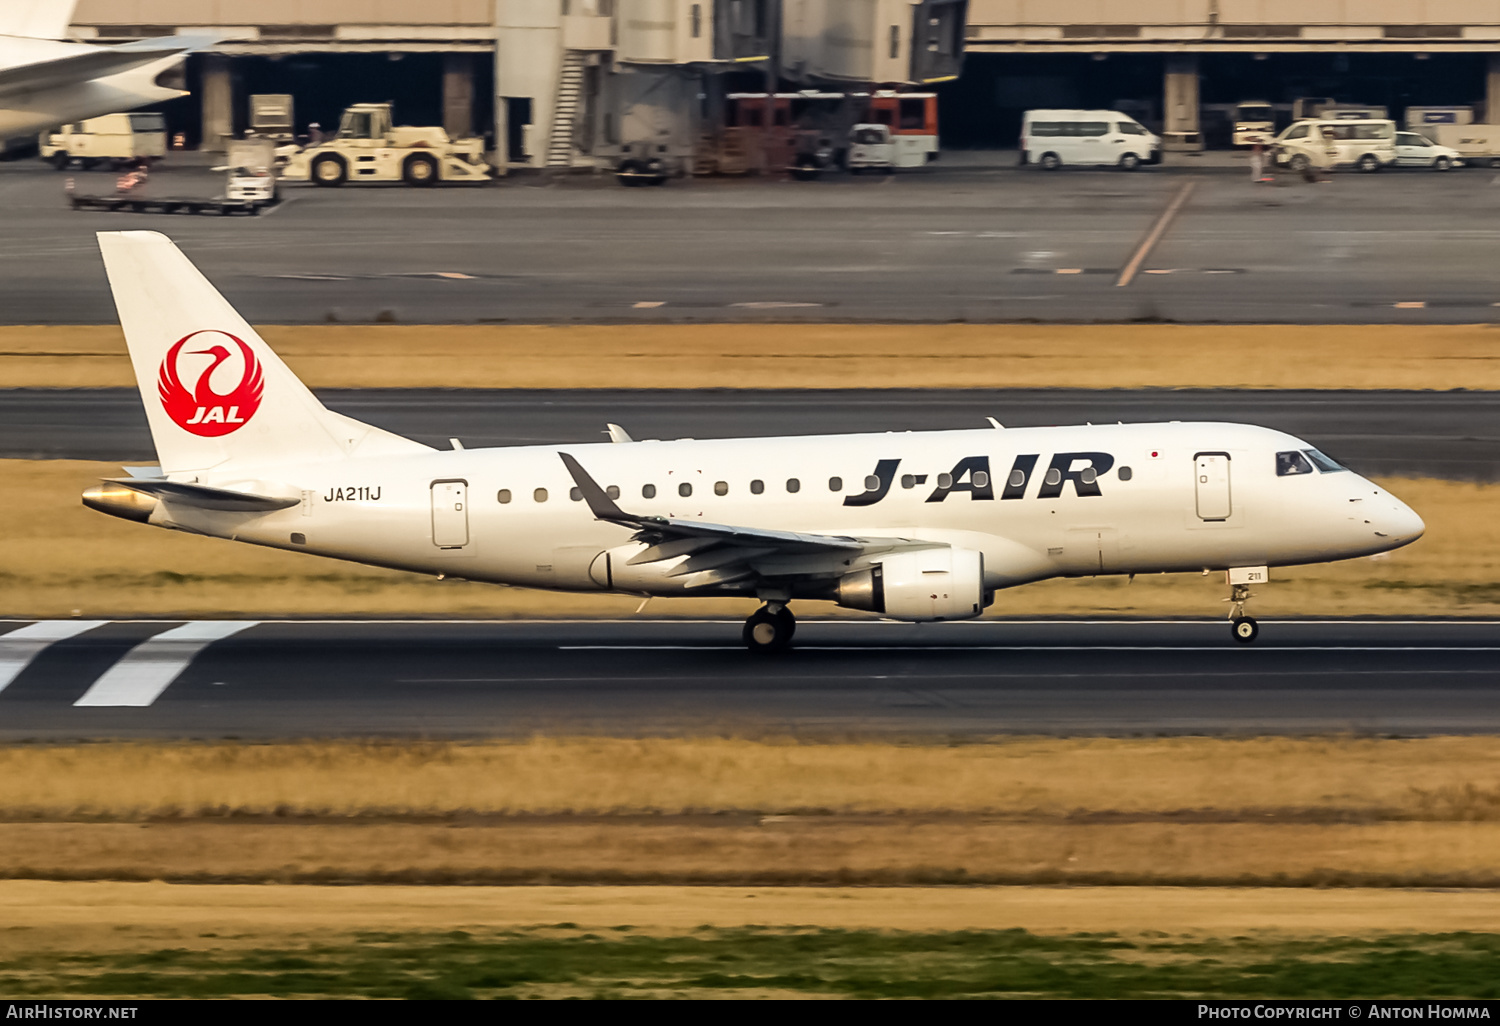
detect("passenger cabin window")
(937, 472), (953, 489)
(1118, 466), (1133, 481)
(1276, 451), (1314, 476)
(786, 478), (800, 493)
(642, 484), (656, 499)
(1029, 121), (1063, 136)
(1303, 448), (1348, 473)
(607, 485), (621, 499)
(1008, 469), (1025, 488)
(750, 479), (764, 494)
(714, 481), (728, 496)
(534, 487), (549, 502)
(570, 487), (583, 501)
(1077, 122), (1109, 137)
(497, 489), (512, 504)
(679, 482), (692, 497)
(901, 474), (916, 489)
(864, 475), (880, 491)
(1118, 122), (1146, 135)
(829, 477), (843, 492)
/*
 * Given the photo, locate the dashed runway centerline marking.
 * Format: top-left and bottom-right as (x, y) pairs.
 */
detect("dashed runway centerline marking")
(0, 621), (107, 695)
(73, 621), (259, 708)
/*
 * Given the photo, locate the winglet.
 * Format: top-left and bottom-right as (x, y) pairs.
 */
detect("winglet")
(558, 452), (630, 522)
(606, 423), (633, 444)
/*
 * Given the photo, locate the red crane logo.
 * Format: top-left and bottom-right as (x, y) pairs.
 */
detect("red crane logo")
(158, 330), (264, 437)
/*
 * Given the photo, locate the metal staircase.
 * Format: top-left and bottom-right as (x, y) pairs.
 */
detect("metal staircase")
(546, 52), (587, 169)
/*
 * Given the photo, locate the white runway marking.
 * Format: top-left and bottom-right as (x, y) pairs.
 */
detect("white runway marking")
(73, 621), (259, 708)
(0, 621), (106, 694)
(557, 644), (1500, 653)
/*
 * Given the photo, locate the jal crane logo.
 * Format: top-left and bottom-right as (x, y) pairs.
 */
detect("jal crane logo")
(157, 330), (264, 436)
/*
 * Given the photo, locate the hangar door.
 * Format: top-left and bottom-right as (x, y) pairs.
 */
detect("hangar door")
(1194, 453), (1231, 521)
(431, 479), (469, 548)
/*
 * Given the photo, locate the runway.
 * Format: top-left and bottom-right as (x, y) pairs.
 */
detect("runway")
(3, 619), (1499, 739)
(7, 387), (1500, 480)
(6, 160), (1500, 324)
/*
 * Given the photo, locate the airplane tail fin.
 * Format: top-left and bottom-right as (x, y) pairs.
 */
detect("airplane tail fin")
(0, 1), (75, 40)
(97, 231), (429, 475)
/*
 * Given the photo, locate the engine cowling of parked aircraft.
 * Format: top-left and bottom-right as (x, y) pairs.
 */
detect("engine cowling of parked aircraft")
(837, 548), (986, 622)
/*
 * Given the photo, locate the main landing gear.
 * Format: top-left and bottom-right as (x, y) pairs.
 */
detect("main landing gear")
(1227, 583), (1259, 644)
(744, 603), (796, 653)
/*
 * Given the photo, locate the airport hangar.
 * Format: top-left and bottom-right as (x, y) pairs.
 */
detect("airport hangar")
(62, 1), (1500, 168)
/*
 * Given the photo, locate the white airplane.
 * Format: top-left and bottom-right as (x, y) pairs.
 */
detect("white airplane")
(0, 1), (208, 141)
(83, 231), (1426, 651)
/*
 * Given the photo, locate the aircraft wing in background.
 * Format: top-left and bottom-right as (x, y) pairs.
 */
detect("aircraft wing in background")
(0, 34), (216, 100)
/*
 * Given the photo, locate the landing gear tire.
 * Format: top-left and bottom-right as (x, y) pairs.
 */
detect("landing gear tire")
(1231, 616), (1259, 644)
(744, 605), (795, 653)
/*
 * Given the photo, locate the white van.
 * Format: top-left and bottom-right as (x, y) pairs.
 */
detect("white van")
(1021, 110), (1161, 170)
(1272, 119), (1397, 172)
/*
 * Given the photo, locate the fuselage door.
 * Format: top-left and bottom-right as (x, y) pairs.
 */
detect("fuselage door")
(1194, 453), (1231, 521)
(431, 479), (469, 549)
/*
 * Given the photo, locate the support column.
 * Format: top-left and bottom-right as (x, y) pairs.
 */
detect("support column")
(1487, 53), (1500, 123)
(443, 53), (475, 139)
(199, 54), (233, 152)
(1163, 54), (1202, 152)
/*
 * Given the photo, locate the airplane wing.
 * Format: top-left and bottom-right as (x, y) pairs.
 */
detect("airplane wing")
(0, 34), (216, 99)
(560, 452), (933, 589)
(0, 1), (76, 41)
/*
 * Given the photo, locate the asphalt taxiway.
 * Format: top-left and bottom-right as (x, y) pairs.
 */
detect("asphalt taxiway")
(7, 387), (1500, 480)
(2, 619), (1498, 740)
(6, 160), (1500, 324)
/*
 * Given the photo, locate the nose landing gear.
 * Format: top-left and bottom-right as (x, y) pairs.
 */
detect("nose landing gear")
(744, 603), (796, 653)
(1227, 583), (1258, 644)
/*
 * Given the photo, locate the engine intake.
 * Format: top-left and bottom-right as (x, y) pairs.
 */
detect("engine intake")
(838, 548), (985, 622)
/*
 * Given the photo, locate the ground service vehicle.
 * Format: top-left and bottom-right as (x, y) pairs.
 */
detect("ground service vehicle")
(1231, 101), (1276, 146)
(1405, 106), (1475, 129)
(85, 231), (1425, 651)
(1273, 119), (1396, 172)
(280, 103), (490, 186)
(1393, 132), (1463, 170)
(248, 94), (295, 143)
(1422, 123), (1500, 168)
(40, 113), (167, 169)
(1021, 110), (1161, 170)
(218, 139), (279, 204)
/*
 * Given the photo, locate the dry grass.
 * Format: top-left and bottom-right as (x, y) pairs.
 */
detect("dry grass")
(2, 737), (1497, 820)
(7, 323), (1500, 390)
(4, 881), (1500, 951)
(2, 820), (1500, 888)
(0, 460), (1493, 618)
(0, 738), (1497, 890)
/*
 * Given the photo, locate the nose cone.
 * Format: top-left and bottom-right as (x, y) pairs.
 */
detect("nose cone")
(1387, 498), (1425, 545)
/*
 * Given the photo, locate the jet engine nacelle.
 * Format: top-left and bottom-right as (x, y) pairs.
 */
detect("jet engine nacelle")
(837, 547), (985, 622)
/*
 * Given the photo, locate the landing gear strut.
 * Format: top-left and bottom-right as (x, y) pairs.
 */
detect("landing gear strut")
(744, 603), (795, 653)
(1227, 583), (1259, 644)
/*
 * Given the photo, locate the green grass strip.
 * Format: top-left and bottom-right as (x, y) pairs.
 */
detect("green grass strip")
(6, 927), (1500, 999)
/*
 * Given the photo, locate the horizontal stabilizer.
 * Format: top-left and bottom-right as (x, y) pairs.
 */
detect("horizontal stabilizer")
(110, 477), (299, 512)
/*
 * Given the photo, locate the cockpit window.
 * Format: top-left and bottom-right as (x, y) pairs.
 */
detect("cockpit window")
(1303, 448), (1347, 473)
(1276, 450), (1314, 476)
